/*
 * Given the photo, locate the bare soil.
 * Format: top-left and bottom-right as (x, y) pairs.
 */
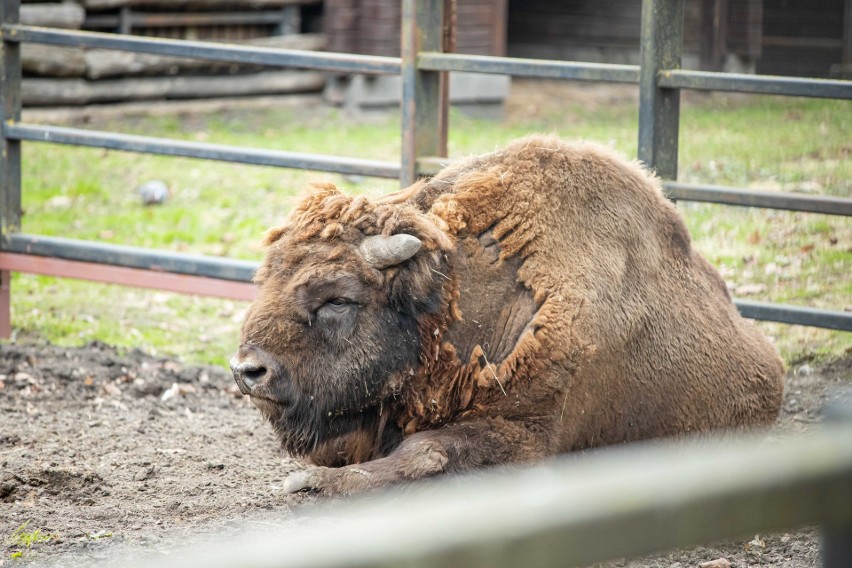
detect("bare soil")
(1, 341), (850, 567)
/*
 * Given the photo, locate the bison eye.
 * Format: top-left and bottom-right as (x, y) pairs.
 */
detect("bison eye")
(316, 298), (358, 319)
(315, 298), (359, 340)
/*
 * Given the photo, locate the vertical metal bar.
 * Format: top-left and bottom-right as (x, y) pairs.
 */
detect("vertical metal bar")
(822, 390), (852, 568)
(401, 0), (447, 187)
(1, 0), (23, 339)
(638, 0), (683, 181)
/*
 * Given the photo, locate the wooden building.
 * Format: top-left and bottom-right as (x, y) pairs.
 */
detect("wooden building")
(19, 0), (851, 107)
(505, 0), (850, 78)
(324, 0), (851, 79)
(324, 0), (507, 57)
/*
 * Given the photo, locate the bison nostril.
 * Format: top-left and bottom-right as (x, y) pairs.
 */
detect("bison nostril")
(242, 366), (267, 386)
(230, 358), (268, 392)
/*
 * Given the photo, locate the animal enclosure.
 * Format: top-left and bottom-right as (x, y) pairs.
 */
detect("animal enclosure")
(1, 0), (851, 564)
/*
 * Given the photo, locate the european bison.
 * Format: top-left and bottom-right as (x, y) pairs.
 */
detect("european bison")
(230, 135), (785, 495)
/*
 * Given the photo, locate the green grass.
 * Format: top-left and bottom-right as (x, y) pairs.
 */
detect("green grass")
(7, 521), (55, 559)
(8, 83), (852, 365)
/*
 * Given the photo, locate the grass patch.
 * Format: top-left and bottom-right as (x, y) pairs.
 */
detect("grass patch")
(7, 521), (55, 559)
(8, 84), (852, 365)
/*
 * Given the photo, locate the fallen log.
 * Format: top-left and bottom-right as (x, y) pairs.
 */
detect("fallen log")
(23, 43), (87, 77)
(22, 70), (325, 106)
(81, 0), (319, 9)
(20, 33), (325, 79)
(85, 33), (327, 79)
(21, 2), (85, 29)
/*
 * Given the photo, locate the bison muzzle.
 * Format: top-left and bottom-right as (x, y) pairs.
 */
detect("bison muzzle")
(230, 135), (785, 495)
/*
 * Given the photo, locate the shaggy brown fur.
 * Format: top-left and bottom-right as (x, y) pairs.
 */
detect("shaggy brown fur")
(232, 135), (785, 494)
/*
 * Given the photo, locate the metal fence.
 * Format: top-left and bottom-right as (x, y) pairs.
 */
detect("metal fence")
(1, 0), (851, 337)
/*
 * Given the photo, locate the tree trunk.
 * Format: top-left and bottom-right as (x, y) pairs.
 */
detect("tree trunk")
(22, 44), (87, 77)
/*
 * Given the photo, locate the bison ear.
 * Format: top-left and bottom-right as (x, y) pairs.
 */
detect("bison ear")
(360, 234), (422, 269)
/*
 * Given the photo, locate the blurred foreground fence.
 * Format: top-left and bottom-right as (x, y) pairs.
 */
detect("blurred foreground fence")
(1, 0), (851, 334)
(132, 414), (852, 568)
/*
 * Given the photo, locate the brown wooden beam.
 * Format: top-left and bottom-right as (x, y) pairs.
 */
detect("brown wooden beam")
(0, 253), (257, 302)
(0, 271), (10, 339)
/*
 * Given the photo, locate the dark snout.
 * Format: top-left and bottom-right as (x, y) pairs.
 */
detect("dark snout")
(229, 345), (280, 396)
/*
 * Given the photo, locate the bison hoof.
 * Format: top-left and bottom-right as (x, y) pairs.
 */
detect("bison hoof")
(282, 468), (322, 494)
(281, 466), (374, 496)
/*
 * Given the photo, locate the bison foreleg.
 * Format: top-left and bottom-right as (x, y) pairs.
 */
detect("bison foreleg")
(281, 419), (547, 495)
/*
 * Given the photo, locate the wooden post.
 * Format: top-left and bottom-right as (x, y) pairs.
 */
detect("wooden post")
(400, 0), (447, 187)
(699, 0), (727, 71)
(119, 6), (132, 34)
(277, 5), (301, 35)
(637, 0), (683, 182)
(0, 0), (23, 339)
(844, 0), (852, 67)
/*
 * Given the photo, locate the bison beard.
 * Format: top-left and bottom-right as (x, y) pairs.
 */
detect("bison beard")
(231, 135), (785, 495)
(269, 307), (420, 462)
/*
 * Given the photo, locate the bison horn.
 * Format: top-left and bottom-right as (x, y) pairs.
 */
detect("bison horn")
(360, 234), (422, 269)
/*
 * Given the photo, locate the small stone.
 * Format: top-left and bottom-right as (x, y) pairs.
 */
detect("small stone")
(14, 372), (35, 384)
(137, 180), (170, 206)
(160, 382), (180, 402)
(699, 559), (731, 568)
(797, 364), (813, 377)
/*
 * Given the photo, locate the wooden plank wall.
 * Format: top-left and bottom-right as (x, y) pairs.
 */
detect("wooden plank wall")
(758, 0), (846, 78)
(324, 0), (506, 57)
(506, 0), (846, 77)
(507, 0), (702, 65)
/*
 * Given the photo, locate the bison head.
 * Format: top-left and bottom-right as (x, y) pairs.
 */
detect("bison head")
(230, 184), (453, 460)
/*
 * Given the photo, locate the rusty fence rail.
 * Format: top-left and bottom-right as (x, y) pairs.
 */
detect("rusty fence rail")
(2, 0), (852, 337)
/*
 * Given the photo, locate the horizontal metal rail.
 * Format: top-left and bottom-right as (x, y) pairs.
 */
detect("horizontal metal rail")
(1, 24), (401, 75)
(421, 156), (852, 217)
(4, 234), (851, 331)
(736, 300), (852, 332)
(3, 123), (402, 179)
(664, 182), (852, 216)
(418, 52), (640, 83)
(4, 234), (257, 282)
(658, 69), (852, 99)
(0, 251), (257, 301)
(137, 423), (852, 568)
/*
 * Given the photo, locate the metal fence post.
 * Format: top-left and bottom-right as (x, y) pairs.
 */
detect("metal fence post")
(0, 0), (23, 339)
(400, 0), (447, 187)
(822, 390), (852, 568)
(638, 0), (683, 181)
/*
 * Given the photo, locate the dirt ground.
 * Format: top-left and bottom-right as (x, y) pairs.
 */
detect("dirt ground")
(1, 341), (850, 567)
